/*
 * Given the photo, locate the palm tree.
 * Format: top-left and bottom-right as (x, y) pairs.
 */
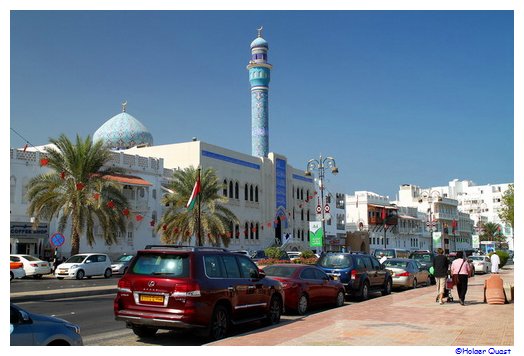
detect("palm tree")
(26, 134), (129, 255)
(480, 222), (505, 242)
(157, 166), (239, 247)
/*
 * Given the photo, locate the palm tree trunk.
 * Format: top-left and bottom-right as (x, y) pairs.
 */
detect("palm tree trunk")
(70, 215), (80, 255)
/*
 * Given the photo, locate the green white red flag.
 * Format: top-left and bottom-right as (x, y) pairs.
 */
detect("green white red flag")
(186, 173), (201, 211)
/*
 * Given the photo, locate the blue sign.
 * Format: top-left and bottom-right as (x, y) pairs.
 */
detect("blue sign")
(50, 232), (65, 247)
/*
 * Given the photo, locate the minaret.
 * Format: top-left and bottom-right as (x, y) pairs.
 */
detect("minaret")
(247, 27), (272, 157)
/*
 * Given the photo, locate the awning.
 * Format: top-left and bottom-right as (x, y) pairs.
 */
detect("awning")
(102, 174), (152, 186)
(368, 204), (399, 210)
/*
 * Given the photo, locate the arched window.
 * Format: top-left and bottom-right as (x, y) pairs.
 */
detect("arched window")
(255, 186), (259, 202)
(250, 222), (254, 239)
(301, 209), (304, 221)
(127, 221), (134, 246)
(307, 210), (310, 221)
(250, 185), (254, 201)
(296, 188), (300, 200)
(223, 179), (228, 196)
(229, 181), (233, 198)
(151, 211), (157, 238)
(235, 224), (240, 239)
(301, 189), (304, 200)
(235, 182), (239, 199)
(244, 183), (249, 200)
(244, 222), (249, 239)
(256, 223), (259, 239)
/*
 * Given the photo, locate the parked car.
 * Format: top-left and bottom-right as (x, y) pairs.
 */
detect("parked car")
(10, 261), (26, 281)
(316, 252), (393, 300)
(286, 251), (302, 261)
(382, 258), (431, 289)
(230, 250), (251, 257)
(448, 252), (475, 277)
(373, 248), (411, 259)
(469, 255), (492, 274)
(114, 245), (285, 341)
(263, 264), (345, 315)
(10, 303), (83, 346)
(111, 254), (135, 274)
(55, 253), (112, 280)
(409, 250), (436, 283)
(10, 254), (51, 278)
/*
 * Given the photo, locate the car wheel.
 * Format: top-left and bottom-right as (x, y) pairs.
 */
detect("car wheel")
(412, 278), (418, 289)
(263, 295), (282, 325)
(335, 290), (345, 307)
(382, 278), (392, 296)
(104, 268), (112, 278)
(76, 270), (85, 280)
(208, 305), (229, 341)
(360, 281), (370, 300)
(57, 277), (64, 280)
(33, 274), (43, 279)
(132, 325), (158, 338)
(297, 294), (308, 315)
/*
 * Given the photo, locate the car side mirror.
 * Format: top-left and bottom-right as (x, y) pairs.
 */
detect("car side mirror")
(257, 269), (266, 279)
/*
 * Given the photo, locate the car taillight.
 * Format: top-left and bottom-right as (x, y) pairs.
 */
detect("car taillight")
(395, 272), (410, 277)
(117, 278), (132, 293)
(30, 263), (38, 267)
(172, 282), (201, 298)
(351, 270), (358, 280)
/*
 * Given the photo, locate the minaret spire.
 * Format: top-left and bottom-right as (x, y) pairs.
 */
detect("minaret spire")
(247, 28), (272, 157)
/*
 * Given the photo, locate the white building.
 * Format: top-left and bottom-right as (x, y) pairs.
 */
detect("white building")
(429, 179), (514, 249)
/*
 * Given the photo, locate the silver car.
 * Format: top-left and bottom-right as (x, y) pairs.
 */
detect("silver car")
(111, 254), (135, 274)
(470, 255), (492, 274)
(383, 258), (431, 289)
(10, 303), (83, 346)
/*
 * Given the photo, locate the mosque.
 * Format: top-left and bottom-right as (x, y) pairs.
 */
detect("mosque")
(10, 29), (318, 259)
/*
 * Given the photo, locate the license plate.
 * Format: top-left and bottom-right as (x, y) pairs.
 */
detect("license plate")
(139, 294), (165, 303)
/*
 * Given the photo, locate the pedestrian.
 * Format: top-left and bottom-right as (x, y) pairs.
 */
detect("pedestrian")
(433, 248), (450, 305)
(490, 250), (501, 274)
(450, 251), (471, 306)
(379, 252), (387, 264)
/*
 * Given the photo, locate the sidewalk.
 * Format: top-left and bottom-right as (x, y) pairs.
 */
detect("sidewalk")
(208, 265), (514, 346)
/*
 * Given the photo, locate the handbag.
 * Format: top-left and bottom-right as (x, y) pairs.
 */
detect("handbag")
(452, 260), (466, 286)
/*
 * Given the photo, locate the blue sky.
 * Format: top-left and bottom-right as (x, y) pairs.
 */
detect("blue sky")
(9, 10), (514, 199)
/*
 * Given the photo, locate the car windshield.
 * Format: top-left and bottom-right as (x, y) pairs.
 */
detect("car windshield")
(116, 255), (134, 262)
(384, 260), (409, 268)
(132, 253), (189, 277)
(21, 255), (40, 261)
(318, 254), (352, 269)
(410, 254), (432, 262)
(66, 255), (87, 263)
(263, 265), (296, 277)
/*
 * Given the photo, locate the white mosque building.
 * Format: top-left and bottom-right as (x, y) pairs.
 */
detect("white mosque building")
(10, 29), (317, 260)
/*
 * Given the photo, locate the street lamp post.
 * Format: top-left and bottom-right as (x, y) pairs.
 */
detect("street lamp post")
(419, 190), (441, 253)
(305, 155), (338, 253)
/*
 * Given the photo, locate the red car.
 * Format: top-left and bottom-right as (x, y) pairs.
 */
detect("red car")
(263, 264), (345, 315)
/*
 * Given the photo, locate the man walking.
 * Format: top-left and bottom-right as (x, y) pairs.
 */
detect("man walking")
(433, 248), (449, 305)
(490, 250), (501, 274)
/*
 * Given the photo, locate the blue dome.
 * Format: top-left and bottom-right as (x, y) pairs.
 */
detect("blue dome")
(93, 111), (153, 150)
(250, 37), (268, 48)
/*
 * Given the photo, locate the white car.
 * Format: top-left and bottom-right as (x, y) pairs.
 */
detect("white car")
(111, 254), (135, 274)
(286, 251), (302, 261)
(55, 253), (112, 280)
(469, 255), (492, 274)
(10, 255), (52, 278)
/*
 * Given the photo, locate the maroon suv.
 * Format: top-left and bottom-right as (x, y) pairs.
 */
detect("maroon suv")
(114, 245), (284, 340)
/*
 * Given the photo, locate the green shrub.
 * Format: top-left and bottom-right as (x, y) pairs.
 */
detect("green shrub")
(265, 247), (287, 259)
(300, 250), (316, 259)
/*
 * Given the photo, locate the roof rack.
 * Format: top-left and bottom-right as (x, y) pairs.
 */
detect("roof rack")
(143, 245), (230, 252)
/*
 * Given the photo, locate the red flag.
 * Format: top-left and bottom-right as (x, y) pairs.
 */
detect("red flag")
(186, 170), (201, 211)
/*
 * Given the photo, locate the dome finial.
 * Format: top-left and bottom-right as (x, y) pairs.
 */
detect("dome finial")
(121, 100), (128, 113)
(257, 26), (263, 38)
